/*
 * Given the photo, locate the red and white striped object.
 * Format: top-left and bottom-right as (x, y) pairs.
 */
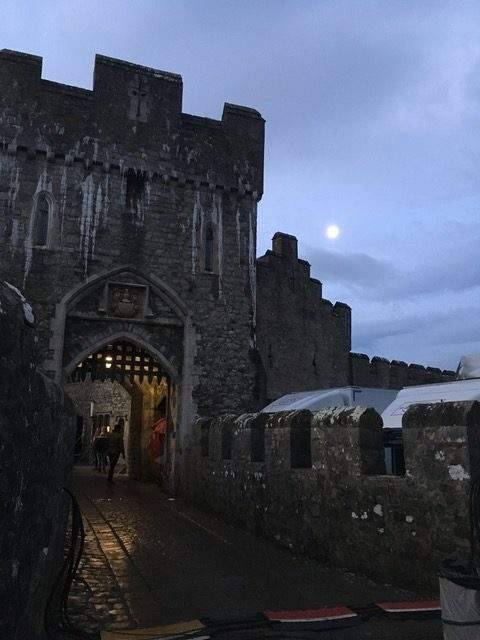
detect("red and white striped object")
(376, 600), (441, 616)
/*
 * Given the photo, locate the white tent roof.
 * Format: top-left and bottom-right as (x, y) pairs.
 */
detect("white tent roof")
(457, 354), (480, 380)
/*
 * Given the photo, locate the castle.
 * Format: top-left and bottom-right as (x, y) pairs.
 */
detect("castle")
(0, 50), (454, 480)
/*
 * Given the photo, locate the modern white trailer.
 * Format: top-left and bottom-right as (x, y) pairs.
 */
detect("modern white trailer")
(380, 376), (480, 475)
(381, 378), (480, 430)
(261, 374), (480, 476)
(261, 386), (398, 415)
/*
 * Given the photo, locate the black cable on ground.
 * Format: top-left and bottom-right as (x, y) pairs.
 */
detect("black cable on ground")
(45, 487), (99, 640)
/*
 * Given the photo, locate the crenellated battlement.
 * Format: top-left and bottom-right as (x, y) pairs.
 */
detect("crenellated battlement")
(256, 232), (352, 402)
(94, 53), (183, 84)
(183, 403), (477, 590)
(349, 352), (455, 389)
(0, 48), (43, 72)
(0, 49), (264, 195)
(255, 230), (456, 402)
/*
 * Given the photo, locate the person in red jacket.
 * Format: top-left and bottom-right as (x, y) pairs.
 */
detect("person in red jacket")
(150, 417), (167, 463)
(149, 398), (167, 482)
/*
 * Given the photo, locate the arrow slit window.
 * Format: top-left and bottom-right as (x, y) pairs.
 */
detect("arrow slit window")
(33, 194), (51, 247)
(205, 223), (214, 272)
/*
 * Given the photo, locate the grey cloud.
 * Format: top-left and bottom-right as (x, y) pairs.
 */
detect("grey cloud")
(353, 306), (480, 370)
(355, 307), (480, 349)
(306, 246), (397, 292)
(306, 228), (480, 301)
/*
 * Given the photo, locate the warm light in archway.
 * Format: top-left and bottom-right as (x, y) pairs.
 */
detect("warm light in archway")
(68, 341), (165, 384)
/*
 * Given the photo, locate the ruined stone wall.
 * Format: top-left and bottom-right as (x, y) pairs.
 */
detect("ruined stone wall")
(350, 353), (456, 389)
(256, 233), (351, 404)
(0, 282), (75, 639)
(0, 49), (264, 417)
(183, 402), (477, 590)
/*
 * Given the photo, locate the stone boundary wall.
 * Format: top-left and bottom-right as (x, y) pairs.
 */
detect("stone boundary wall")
(0, 282), (76, 639)
(350, 352), (456, 389)
(182, 402), (478, 591)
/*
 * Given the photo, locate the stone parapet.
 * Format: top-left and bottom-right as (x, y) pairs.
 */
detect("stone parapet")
(0, 49), (264, 196)
(350, 352), (456, 389)
(182, 403), (476, 590)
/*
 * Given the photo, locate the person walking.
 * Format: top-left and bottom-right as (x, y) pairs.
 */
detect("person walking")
(107, 419), (125, 483)
(92, 425), (109, 473)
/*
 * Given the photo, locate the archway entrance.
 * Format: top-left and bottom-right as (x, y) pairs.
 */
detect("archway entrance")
(64, 339), (177, 484)
(46, 266), (196, 490)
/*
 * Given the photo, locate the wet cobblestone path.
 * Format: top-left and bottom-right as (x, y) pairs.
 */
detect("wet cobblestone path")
(68, 507), (135, 635)
(69, 467), (442, 638)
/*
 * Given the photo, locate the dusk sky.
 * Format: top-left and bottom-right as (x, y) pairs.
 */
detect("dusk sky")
(3, 0), (480, 371)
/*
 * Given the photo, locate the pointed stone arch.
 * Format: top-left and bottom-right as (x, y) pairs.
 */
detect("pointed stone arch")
(61, 264), (189, 321)
(46, 265), (197, 488)
(45, 264), (190, 381)
(63, 330), (179, 382)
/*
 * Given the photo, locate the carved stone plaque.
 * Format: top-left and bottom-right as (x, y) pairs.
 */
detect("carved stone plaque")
(107, 284), (146, 319)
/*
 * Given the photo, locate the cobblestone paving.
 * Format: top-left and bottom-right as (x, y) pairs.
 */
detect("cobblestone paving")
(68, 508), (135, 635)
(69, 467), (442, 639)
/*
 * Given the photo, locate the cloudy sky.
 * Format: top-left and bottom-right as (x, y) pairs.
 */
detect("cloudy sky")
(3, 0), (480, 370)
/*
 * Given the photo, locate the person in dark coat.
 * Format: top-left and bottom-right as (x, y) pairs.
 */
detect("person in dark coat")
(92, 425), (109, 473)
(107, 419), (125, 482)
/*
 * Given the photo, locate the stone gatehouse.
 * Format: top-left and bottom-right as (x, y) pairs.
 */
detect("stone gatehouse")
(0, 49), (454, 484)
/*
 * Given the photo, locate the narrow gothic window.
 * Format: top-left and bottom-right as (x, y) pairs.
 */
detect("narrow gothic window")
(205, 224), (214, 272)
(125, 169), (145, 211)
(0, 195), (9, 241)
(34, 194), (50, 247)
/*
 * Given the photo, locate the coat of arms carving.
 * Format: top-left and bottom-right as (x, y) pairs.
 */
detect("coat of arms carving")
(108, 285), (145, 319)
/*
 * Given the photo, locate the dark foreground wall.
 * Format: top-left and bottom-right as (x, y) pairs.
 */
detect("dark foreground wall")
(0, 282), (75, 639)
(183, 402), (477, 591)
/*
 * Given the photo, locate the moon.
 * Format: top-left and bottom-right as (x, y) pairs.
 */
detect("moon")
(326, 224), (340, 240)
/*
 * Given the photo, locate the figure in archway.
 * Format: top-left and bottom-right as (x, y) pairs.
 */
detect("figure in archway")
(65, 338), (178, 483)
(107, 418), (126, 482)
(93, 424), (109, 473)
(149, 397), (168, 483)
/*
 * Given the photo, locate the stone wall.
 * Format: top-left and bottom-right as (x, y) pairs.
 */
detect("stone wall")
(350, 353), (456, 389)
(0, 281), (75, 639)
(65, 380), (131, 463)
(183, 402), (477, 590)
(255, 234), (456, 404)
(256, 232), (351, 403)
(0, 49), (264, 426)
